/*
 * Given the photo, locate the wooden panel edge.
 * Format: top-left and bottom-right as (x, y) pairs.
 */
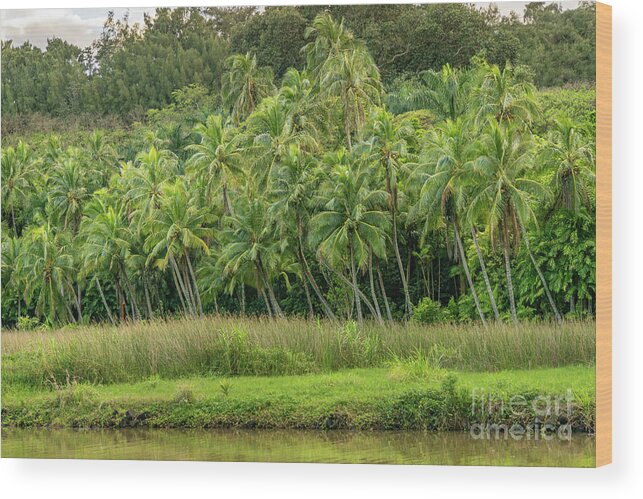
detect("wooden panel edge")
(595, 1), (612, 468)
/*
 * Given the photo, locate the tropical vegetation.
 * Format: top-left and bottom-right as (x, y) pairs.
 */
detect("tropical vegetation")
(1, 10), (596, 330)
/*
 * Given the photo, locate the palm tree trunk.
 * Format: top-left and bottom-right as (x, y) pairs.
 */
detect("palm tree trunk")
(170, 255), (194, 316)
(297, 218), (336, 320)
(471, 226), (500, 321)
(260, 287), (272, 318)
(349, 237), (363, 327)
(322, 259), (378, 319)
(502, 238), (518, 324)
(11, 200), (17, 237)
(184, 250), (203, 316)
(297, 252), (315, 318)
(520, 224), (562, 323)
(240, 283), (246, 316)
(143, 276), (153, 319)
(454, 224), (487, 325)
(94, 277), (114, 324)
(376, 264), (394, 323)
(258, 260), (283, 317)
(368, 249), (384, 324)
(222, 182), (234, 216)
(388, 180), (412, 317)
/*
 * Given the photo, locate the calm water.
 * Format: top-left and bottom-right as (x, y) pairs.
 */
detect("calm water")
(1, 428), (595, 467)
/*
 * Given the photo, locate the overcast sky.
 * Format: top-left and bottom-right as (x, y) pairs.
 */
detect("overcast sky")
(1, 2), (582, 50)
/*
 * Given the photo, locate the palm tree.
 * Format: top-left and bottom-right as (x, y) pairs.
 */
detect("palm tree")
(1, 234), (24, 318)
(21, 223), (77, 326)
(222, 52), (275, 124)
(309, 150), (390, 326)
(471, 121), (561, 323)
(270, 144), (336, 320)
(389, 64), (478, 120)
(320, 47), (383, 149)
(48, 157), (90, 234)
(217, 195), (285, 318)
(246, 96), (318, 189)
(144, 180), (212, 317)
(278, 68), (327, 141)
(360, 109), (415, 317)
(1, 141), (35, 236)
(302, 12), (355, 77)
(413, 118), (488, 324)
(542, 117), (595, 215)
(124, 146), (178, 227)
(185, 115), (243, 214)
(80, 196), (133, 322)
(476, 62), (538, 126)
(86, 130), (117, 188)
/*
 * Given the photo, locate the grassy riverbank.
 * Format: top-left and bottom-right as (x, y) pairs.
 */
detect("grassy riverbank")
(1, 318), (596, 431)
(2, 366), (595, 431)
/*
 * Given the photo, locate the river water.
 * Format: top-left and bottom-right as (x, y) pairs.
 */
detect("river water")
(1, 428), (595, 466)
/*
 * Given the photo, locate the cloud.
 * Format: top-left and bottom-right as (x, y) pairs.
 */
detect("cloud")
(0, 8), (150, 49)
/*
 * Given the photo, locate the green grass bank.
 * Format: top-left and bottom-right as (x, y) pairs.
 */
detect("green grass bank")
(1, 318), (596, 431)
(2, 366), (595, 431)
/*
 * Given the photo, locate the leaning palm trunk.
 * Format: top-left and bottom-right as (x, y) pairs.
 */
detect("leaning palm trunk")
(321, 259), (379, 319)
(170, 255), (194, 316)
(454, 224), (487, 325)
(94, 277), (114, 324)
(376, 264), (394, 323)
(502, 237), (518, 324)
(184, 250), (203, 316)
(367, 248), (384, 325)
(386, 170), (412, 317)
(471, 226), (500, 321)
(349, 237), (363, 326)
(520, 225), (562, 323)
(258, 260), (283, 317)
(297, 222), (336, 320)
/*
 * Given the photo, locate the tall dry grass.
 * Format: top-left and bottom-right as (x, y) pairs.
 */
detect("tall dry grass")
(1, 316), (595, 388)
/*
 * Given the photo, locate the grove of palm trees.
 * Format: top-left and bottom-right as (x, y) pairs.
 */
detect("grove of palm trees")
(1, 11), (596, 329)
(2, 6), (598, 460)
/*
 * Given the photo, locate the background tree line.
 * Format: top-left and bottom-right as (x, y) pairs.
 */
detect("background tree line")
(1, 10), (596, 329)
(2, 2), (596, 128)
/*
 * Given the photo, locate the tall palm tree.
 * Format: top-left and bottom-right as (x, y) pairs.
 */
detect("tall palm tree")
(222, 52), (275, 124)
(413, 118), (488, 324)
(144, 180), (212, 317)
(80, 196), (133, 322)
(1, 234), (24, 318)
(270, 144), (336, 320)
(476, 62), (538, 126)
(360, 109), (415, 317)
(471, 121), (561, 323)
(246, 96), (318, 189)
(542, 117), (595, 215)
(124, 146), (178, 227)
(185, 115), (243, 214)
(217, 195), (285, 318)
(302, 12), (355, 78)
(21, 223), (77, 326)
(320, 47), (383, 149)
(48, 157), (90, 234)
(1, 141), (35, 236)
(309, 150), (390, 326)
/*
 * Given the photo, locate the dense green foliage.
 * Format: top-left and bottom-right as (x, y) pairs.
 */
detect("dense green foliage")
(1, 3), (596, 125)
(1, 12), (596, 329)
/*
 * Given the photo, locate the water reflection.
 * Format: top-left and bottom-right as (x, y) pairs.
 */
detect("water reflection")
(1, 428), (595, 467)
